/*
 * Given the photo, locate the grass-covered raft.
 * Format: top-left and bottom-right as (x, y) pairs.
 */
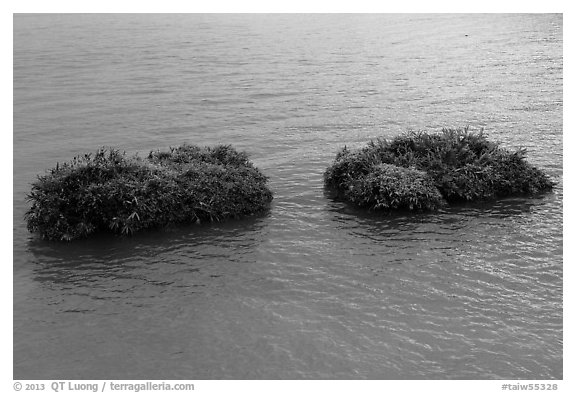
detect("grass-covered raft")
(25, 144), (274, 241)
(324, 128), (555, 212)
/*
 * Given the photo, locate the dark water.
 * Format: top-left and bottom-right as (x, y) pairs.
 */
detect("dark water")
(13, 14), (562, 379)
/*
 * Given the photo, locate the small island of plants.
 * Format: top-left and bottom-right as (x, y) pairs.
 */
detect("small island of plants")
(324, 128), (555, 212)
(25, 144), (274, 241)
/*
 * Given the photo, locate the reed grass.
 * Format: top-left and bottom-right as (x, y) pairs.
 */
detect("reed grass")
(324, 128), (555, 211)
(25, 144), (273, 241)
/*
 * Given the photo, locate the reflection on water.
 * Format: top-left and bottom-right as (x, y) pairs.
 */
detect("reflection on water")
(14, 14), (562, 379)
(26, 215), (270, 303)
(27, 213), (269, 267)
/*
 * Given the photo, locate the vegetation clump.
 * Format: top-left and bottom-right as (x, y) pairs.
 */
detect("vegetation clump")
(324, 128), (555, 211)
(25, 144), (273, 241)
(343, 164), (446, 211)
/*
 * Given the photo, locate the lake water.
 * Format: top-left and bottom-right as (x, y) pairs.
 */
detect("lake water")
(13, 14), (563, 379)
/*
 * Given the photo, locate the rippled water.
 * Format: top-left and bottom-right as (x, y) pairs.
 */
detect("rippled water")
(13, 14), (562, 379)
